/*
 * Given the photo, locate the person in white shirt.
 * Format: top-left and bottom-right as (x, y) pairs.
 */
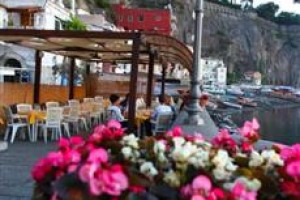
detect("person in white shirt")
(107, 94), (125, 122)
(151, 95), (173, 120)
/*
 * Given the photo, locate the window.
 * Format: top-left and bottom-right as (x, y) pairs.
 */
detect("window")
(138, 15), (144, 22)
(55, 17), (62, 30)
(128, 15), (133, 22)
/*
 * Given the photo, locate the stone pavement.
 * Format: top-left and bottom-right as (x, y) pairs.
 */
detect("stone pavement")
(0, 142), (56, 200)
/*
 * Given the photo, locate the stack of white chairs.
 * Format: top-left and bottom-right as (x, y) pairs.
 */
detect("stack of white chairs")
(65, 104), (88, 132)
(83, 98), (95, 103)
(136, 97), (146, 110)
(90, 102), (103, 125)
(46, 101), (60, 109)
(94, 96), (103, 103)
(38, 107), (70, 143)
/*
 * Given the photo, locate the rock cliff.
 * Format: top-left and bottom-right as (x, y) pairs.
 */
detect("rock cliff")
(173, 1), (300, 86)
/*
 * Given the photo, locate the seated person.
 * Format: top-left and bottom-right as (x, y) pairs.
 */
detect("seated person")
(107, 94), (125, 122)
(151, 95), (173, 121)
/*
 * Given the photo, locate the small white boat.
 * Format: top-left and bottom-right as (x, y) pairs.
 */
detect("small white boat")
(226, 88), (244, 96)
(222, 101), (243, 109)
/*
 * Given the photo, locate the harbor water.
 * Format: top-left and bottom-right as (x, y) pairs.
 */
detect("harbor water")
(231, 106), (300, 145)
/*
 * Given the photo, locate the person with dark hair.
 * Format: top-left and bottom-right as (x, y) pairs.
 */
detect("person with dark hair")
(107, 94), (125, 122)
(151, 95), (172, 120)
(120, 93), (129, 114)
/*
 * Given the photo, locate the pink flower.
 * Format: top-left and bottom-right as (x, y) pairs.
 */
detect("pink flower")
(31, 158), (52, 182)
(47, 152), (64, 167)
(191, 195), (206, 200)
(79, 164), (128, 196)
(79, 163), (99, 183)
(231, 182), (257, 200)
(70, 136), (84, 147)
(281, 144), (300, 162)
(192, 175), (212, 193)
(87, 148), (108, 164)
(286, 161), (300, 178)
(239, 118), (260, 142)
(181, 185), (192, 197)
(58, 138), (70, 150)
(63, 149), (81, 165)
(107, 120), (122, 129)
(167, 126), (182, 137)
(100, 165), (129, 196)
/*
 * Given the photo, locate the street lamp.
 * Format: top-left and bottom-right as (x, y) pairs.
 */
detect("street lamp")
(186, 0), (204, 125)
(173, 0), (218, 138)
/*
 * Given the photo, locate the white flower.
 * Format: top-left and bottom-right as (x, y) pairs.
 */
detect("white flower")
(225, 161), (238, 171)
(154, 141), (166, 154)
(140, 162), (158, 177)
(172, 137), (186, 148)
(213, 167), (232, 181)
(172, 142), (198, 162)
(249, 151), (264, 167)
(158, 152), (168, 163)
(261, 150), (284, 168)
(163, 170), (180, 187)
(188, 150), (209, 168)
(121, 147), (132, 160)
(212, 150), (230, 168)
(122, 134), (139, 149)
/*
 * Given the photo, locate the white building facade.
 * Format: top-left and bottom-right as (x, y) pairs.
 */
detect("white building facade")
(201, 58), (227, 86)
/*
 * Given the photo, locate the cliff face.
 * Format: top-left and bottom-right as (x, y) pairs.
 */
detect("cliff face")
(173, 1), (300, 86)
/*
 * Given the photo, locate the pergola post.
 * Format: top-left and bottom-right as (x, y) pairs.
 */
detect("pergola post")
(161, 64), (166, 96)
(86, 63), (91, 75)
(128, 33), (141, 132)
(69, 58), (75, 100)
(146, 52), (155, 107)
(33, 50), (42, 104)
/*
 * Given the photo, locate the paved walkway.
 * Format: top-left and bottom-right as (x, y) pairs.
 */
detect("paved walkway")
(0, 142), (56, 200)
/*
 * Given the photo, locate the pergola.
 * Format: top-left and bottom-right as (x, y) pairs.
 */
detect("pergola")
(0, 29), (192, 130)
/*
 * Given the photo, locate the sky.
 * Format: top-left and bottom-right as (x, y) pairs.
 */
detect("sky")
(253, 0), (300, 14)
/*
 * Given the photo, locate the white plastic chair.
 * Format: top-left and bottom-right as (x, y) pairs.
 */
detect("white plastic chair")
(65, 106), (88, 132)
(4, 107), (31, 143)
(151, 112), (174, 136)
(16, 104), (32, 113)
(136, 98), (146, 110)
(68, 99), (80, 107)
(90, 102), (103, 125)
(46, 101), (59, 108)
(94, 96), (103, 103)
(38, 107), (70, 143)
(83, 98), (95, 103)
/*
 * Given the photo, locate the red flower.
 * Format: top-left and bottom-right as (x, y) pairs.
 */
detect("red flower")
(281, 181), (300, 197)
(212, 129), (237, 153)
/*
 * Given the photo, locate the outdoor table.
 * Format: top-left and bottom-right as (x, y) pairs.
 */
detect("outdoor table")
(135, 109), (152, 137)
(17, 110), (46, 142)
